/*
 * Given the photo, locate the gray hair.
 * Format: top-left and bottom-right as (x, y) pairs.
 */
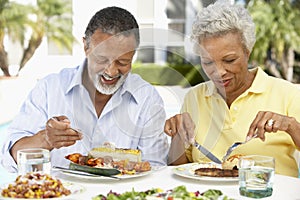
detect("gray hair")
(191, 1), (256, 53)
(84, 6), (140, 48)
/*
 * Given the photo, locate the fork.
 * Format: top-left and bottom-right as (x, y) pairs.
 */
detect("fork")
(222, 134), (258, 162)
(50, 117), (90, 152)
(70, 127), (90, 152)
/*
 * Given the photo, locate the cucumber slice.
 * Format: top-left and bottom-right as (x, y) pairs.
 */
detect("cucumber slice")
(69, 162), (121, 176)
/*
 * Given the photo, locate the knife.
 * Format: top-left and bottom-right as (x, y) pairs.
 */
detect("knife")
(52, 166), (121, 180)
(193, 141), (222, 164)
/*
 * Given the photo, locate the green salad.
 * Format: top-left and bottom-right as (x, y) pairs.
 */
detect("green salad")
(92, 185), (234, 200)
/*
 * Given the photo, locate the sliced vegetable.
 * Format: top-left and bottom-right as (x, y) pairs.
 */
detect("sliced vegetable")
(69, 162), (121, 176)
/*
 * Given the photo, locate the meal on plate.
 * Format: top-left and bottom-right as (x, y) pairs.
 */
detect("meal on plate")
(1, 172), (71, 199)
(194, 154), (243, 178)
(195, 167), (238, 177)
(222, 154), (243, 170)
(92, 185), (233, 200)
(65, 144), (151, 175)
(89, 145), (142, 162)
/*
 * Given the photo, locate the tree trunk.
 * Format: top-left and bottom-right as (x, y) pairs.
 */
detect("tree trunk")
(265, 59), (282, 78)
(281, 47), (294, 82)
(286, 48), (294, 82)
(265, 48), (282, 79)
(18, 35), (43, 72)
(0, 32), (10, 76)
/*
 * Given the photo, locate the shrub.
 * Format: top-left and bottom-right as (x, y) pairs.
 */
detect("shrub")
(132, 63), (206, 87)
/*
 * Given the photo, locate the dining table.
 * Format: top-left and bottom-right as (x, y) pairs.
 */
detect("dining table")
(1, 164), (300, 200)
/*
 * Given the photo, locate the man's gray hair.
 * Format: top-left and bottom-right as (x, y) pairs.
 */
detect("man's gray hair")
(84, 6), (140, 48)
(192, 1), (256, 53)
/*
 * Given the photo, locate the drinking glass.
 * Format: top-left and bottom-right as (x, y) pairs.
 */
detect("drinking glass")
(17, 148), (51, 175)
(238, 155), (275, 198)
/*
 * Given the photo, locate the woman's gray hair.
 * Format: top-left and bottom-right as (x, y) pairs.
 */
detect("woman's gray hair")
(191, 1), (256, 53)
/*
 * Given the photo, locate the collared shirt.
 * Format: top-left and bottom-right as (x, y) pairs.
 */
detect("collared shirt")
(1, 61), (169, 172)
(182, 67), (300, 177)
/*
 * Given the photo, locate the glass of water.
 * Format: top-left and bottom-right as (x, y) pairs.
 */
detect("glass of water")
(17, 148), (51, 175)
(238, 155), (275, 198)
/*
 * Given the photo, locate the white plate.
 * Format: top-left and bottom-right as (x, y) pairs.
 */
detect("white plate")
(172, 163), (239, 182)
(59, 165), (165, 181)
(60, 169), (152, 180)
(0, 182), (85, 200)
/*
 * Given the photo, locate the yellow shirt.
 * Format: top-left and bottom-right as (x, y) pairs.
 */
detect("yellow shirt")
(182, 67), (300, 177)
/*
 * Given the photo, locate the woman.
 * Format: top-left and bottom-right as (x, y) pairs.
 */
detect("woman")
(165, 1), (300, 177)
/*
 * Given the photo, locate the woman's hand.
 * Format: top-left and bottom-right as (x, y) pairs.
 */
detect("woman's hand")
(164, 112), (196, 165)
(164, 112), (196, 147)
(247, 111), (300, 146)
(45, 116), (82, 149)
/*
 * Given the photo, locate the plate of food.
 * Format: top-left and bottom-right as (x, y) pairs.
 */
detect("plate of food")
(57, 144), (160, 180)
(58, 166), (156, 180)
(172, 154), (243, 182)
(0, 172), (85, 199)
(92, 185), (232, 200)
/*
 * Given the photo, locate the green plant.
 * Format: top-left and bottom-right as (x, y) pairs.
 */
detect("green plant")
(247, 0), (300, 82)
(132, 62), (206, 87)
(0, 0), (76, 76)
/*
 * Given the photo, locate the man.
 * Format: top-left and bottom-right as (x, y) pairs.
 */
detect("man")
(1, 6), (169, 172)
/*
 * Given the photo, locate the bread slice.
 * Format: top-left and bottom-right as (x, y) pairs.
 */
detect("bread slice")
(88, 147), (142, 162)
(222, 154), (243, 170)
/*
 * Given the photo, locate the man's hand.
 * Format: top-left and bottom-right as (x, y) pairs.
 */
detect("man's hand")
(45, 116), (82, 149)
